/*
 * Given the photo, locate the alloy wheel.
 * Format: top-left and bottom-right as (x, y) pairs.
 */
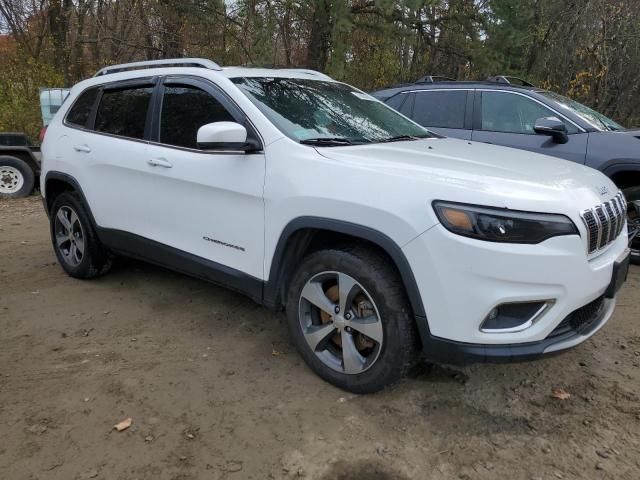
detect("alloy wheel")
(298, 271), (384, 374)
(54, 206), (85, 267)
(0, 166), (24, 194)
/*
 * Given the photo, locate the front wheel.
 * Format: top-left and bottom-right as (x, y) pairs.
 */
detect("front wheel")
(0, 156), (35, 198)
(286, 246), (418, 393)
(624, 187), (640, 265)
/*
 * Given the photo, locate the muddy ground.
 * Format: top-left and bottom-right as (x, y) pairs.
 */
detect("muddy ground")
(1, 195), (639, 480)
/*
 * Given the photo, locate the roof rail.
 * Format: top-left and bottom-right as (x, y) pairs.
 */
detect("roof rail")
(94, 58), (222, 77)
(416, 75), (456, 84)
(486, 75), (534, 87)
(285, 68), (333, 80)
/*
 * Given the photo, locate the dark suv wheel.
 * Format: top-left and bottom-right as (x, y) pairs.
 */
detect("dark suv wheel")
(50, 192), (112, 278)
(286, 246), (418, 393)
(624, 186), (640, 265)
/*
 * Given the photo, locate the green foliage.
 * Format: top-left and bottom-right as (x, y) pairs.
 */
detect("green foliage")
(0, 49), (64, 140)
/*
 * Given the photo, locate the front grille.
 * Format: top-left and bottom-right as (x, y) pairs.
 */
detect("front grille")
(580, 192), (627, 254)
(548, 295), (605, 338)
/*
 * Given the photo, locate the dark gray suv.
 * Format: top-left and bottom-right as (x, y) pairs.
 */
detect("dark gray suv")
(373, 76), (640, 263)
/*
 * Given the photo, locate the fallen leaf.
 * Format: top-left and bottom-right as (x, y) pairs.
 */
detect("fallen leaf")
(551, 387), (571, 400)
(114, 417), (132, 432)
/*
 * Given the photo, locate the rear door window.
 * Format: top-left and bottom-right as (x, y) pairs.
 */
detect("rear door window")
(413, 90), (467, 129)
(95, 86), (153, 139)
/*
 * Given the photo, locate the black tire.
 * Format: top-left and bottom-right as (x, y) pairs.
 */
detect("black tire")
(50, 192), (112, 278)
(286, 245), (418, 394)
(624, 186), (640, 265)
(0, 156), (35, 198)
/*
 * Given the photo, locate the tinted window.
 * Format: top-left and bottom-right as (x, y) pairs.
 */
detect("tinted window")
(385, 94), (407, 111)
(66, 87), (99, 127)
(398, 93), (414, 117)
(413, 91), (467, 129)
(95, 86), (153, 139)
(481, 91), (577, 134)
(160, 85), (235, 149)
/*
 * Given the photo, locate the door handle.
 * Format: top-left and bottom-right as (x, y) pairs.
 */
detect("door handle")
(147, 158), (173, 168)
(73, 144), (91, 153)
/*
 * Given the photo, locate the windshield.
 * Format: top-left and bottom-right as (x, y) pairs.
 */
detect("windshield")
(231, 77), (432, 145)
(540, 91), (625, 131)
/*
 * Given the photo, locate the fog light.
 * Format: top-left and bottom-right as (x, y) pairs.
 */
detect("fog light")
(480, 301), (554, 333)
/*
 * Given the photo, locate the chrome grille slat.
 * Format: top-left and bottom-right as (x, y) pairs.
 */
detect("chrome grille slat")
(611, 197), (622, 237)
(608, 200), (619, 239)
(595, 206), (607, 249)
(580, 191), (626, 254)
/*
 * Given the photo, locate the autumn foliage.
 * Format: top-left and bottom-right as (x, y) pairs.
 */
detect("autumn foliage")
(0, 0), (638, 141)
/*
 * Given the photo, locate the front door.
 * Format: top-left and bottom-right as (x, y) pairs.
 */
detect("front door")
(142, 77), (266, 281)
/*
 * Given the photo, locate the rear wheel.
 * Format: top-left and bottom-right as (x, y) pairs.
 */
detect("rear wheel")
(624, 187), (640, 265)
(286, 246), (418, 393)
(50, 192), (112, 278)
(0, 156), (35, 198)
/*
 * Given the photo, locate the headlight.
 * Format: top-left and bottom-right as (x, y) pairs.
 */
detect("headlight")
(432, 201), (578, 243)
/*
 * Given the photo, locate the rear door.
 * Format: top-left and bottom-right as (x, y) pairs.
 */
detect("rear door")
(471, 90), (588, 163)
(77, 79), (156, 233)
(408, 89), (473, 140)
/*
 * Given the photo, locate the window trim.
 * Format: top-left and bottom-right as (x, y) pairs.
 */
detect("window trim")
(476, 89), (586, 135)
(149, 75), (264, 154)
(396, 88), (474, 130)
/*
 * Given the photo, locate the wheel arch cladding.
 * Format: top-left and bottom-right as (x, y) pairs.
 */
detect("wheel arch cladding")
(264, 217), (427, 319)
(44, 172), (98, 228)
(607, 167), (640, 190)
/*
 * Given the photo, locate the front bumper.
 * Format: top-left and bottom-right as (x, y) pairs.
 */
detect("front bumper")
(418, 295), (615, 365)
(403, 222), (629, 360)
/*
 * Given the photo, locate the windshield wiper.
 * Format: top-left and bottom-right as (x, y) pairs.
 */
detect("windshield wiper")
(378, 135), (422, 143)
(300, 137), (354, 146)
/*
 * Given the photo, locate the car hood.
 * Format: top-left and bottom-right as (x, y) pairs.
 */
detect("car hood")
(315, 137), (618, 212)
(623, 128), (640, 138)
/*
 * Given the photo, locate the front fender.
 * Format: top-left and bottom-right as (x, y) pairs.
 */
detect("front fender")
(264, 215), (428, 318)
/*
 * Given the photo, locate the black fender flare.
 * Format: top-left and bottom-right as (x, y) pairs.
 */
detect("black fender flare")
(43, 171), (99, 229)
(601, 161), (640, 179)
(263, 216), (427, 319)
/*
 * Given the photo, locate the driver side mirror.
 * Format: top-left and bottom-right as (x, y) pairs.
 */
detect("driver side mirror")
(197, 122), (261, 152)
(534, 117), (568, 144)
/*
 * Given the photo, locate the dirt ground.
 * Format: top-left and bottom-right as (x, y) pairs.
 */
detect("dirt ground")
(1, 195), (639, 480)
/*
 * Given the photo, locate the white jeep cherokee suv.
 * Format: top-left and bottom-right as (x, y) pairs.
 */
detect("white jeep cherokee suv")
(41, 58), (630, 393)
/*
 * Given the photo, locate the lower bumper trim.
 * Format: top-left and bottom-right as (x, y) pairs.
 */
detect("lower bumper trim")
(417, 297), (615, 365)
